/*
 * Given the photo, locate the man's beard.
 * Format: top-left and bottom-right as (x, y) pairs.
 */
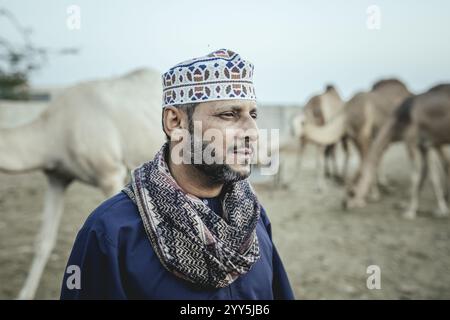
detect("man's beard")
(189, 133), (252, 184)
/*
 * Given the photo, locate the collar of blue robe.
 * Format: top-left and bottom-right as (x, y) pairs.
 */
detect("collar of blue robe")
(122, 142), (261, 288)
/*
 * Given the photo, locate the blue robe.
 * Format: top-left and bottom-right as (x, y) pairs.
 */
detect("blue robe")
(60, 191), (295, 300)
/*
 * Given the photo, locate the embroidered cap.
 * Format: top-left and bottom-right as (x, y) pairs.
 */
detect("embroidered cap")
(162, 49), (256, 107)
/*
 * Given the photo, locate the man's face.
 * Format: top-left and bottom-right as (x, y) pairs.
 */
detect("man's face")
(186, 99), (259, 183)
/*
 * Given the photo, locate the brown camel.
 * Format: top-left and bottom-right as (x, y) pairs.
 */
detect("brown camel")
(344, 84), (450, 218)
(292, 79), (412, 197)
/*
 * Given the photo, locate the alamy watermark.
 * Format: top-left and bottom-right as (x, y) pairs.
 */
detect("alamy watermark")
(366, 5), (381, 30)
(366, 265), (381, 290)
(65, 264), (81, 290)
(66, 5), (81, 30)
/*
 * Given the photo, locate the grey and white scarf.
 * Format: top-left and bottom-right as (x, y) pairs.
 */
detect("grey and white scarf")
(123, 142), (261, 288)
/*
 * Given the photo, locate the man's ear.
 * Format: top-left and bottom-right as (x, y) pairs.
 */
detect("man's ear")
(163, 106), (187, 141)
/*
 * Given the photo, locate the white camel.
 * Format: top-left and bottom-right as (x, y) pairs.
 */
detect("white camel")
(0, 68), (165, 299)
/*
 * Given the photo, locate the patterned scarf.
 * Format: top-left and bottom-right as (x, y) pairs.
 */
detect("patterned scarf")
(122, 143), (261, 288)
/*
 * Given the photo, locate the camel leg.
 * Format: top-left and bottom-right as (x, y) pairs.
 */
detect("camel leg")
(436, 147), (450, 201)
(344, 143), (361, 193)
(350, 140), (364, 185)
(294, 137), (307, 178)
(376, 162), (394, 193)
(325, 144), (339, 180)
(368, 161), (382, 202)
(356, 138), (382, 202)
(403, 145), (427, 219)
(331, 145), (339, 179)
(273, 147), (288, 189)
(17, 173), (71, 300)
(341, 137), (350, 184)
(273, 162), (280, 187)
(315, 145), (327, 192)
(324, 145), (333, 178)
(428, 148), (449, 217)
(374, 142), (393, 192)
(357, 136), (381, 202)
(370, 145), (393, 199)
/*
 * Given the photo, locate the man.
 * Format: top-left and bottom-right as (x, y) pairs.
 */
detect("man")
(60, 49), (294, 299)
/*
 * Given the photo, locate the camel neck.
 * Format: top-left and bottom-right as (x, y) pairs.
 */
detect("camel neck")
(304, 112), (346, 145)
(0, 120), (48, 173)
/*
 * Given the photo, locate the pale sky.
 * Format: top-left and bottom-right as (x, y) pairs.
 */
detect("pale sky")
(1, 0), (450, 104)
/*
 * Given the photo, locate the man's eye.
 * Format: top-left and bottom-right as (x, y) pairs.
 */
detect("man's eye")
(221, 112), (235, 118)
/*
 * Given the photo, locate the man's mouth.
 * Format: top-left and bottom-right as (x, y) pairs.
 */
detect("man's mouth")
(232, 146), (254, 163)
(234, 148), (253, 155)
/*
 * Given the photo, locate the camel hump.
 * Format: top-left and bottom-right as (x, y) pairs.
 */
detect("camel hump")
(120, 68), (161, 81)
(325, 84), (335, 91)
(348, 92), (368, 105)
(428, 83), (450, 94)
(371, 78), (406, 91)
(124, 68), (151, 77)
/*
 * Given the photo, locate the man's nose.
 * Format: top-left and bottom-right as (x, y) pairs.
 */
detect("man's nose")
(241, 116), (259, 142)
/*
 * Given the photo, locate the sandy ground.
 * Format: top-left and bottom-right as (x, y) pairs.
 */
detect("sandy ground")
(0, 143), (449, 299)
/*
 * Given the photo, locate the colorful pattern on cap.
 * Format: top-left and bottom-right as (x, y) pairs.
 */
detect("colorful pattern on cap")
(162, 49), (256, 107)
